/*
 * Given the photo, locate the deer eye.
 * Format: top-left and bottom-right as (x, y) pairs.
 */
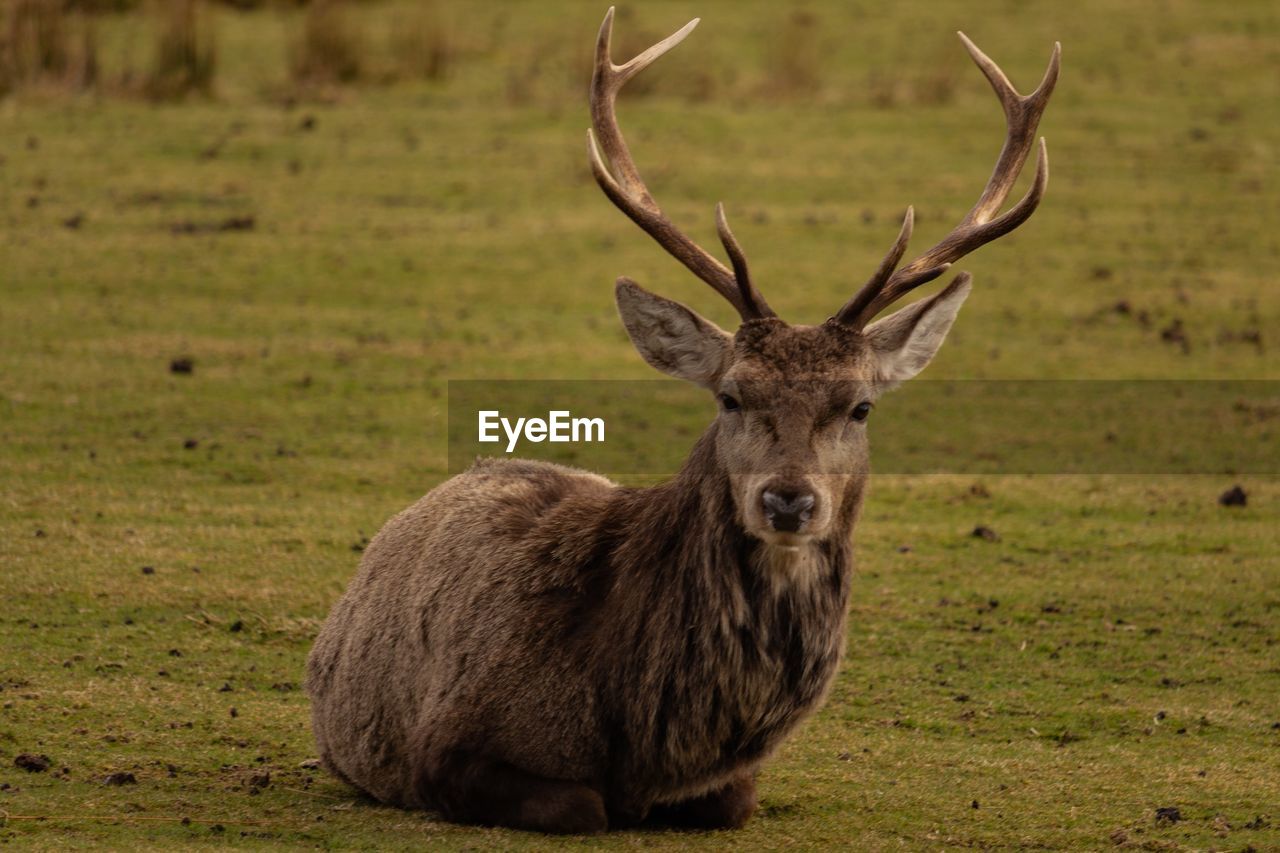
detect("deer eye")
(850, 401), (872, 422)
(718, 394), (741, 412)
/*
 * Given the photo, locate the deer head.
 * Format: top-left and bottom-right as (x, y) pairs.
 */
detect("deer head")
(589, 8), (1059, 547)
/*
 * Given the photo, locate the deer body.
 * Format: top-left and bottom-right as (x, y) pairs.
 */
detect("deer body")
(307, 7), (1059, 833)
(309, 433), (855, 825)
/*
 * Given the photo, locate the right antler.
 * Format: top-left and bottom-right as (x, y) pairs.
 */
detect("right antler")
(834, 33), (1061, 328)
(587, 7), (776, 321)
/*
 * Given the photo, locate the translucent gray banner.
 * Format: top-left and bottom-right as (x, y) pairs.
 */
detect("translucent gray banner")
(447, 380), (1279, 476)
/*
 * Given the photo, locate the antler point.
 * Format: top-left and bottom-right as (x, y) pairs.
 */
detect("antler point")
(588, 13), (772, 323)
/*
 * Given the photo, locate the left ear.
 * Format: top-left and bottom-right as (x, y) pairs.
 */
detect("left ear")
(864, 272), (972, 388)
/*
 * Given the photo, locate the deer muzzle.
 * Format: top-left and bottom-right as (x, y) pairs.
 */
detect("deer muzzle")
(761, 489), (816, 533)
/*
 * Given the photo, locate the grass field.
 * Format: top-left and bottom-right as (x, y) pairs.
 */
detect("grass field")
(2, 0), (1278, 848)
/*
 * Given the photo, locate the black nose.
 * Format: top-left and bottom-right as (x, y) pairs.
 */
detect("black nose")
(762, 489), (816, 533)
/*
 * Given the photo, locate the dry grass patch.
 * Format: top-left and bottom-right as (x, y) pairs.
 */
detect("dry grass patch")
(763, 9), (820, 100)
(387, 1), (454, 82)
(289, 0), (363, 86)
(2, 0), (100, 94)
(144, 0), (216, 100)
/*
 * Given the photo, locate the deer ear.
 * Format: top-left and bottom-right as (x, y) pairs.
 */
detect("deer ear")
(864, 273), (972, 389)
(615, 277), (733, 387)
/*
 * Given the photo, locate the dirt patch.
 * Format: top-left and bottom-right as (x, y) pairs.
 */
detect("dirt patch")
(1218, 327), (1264, 351)
(971, 525), (1000, 542)
(1159, 318), (1190, 353)
(169, 215), (256, 235)
(1219, 485), (1247, 507)
(14, 753), (50, 772)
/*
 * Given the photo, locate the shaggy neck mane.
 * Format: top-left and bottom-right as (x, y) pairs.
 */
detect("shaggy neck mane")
(588, 425), (859, 794)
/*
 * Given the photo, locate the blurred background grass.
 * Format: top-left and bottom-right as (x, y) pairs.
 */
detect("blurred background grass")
(1, 0), (1278, 848)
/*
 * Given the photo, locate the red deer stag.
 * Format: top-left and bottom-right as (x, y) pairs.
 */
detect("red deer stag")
(307, 8), (1059, 834)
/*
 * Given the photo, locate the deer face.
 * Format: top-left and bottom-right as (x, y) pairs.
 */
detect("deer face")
(714, 322), (875, 545)
(616, 276), (970, 545)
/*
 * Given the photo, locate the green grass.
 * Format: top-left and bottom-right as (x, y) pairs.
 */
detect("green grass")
(1, 0), (1278, 848)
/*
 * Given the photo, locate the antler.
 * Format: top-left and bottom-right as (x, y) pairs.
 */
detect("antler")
(587, 7), (775, 321)
(835, 32), (1061, 328)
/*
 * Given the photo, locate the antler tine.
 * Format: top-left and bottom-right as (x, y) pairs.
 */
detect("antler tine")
(834, 207), (951, 325)
(840, 35), (1060, 328)
(591, 7), (698, 196)
(715, 203), (772, 320)
(588, 7), (776, 321)
(958, 33), (1060, 226)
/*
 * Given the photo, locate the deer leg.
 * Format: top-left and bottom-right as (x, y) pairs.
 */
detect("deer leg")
(422, 750), (608, 834)
(649, 772), (758, 829)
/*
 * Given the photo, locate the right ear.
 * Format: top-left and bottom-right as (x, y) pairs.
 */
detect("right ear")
(615, 277), (733, 388)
